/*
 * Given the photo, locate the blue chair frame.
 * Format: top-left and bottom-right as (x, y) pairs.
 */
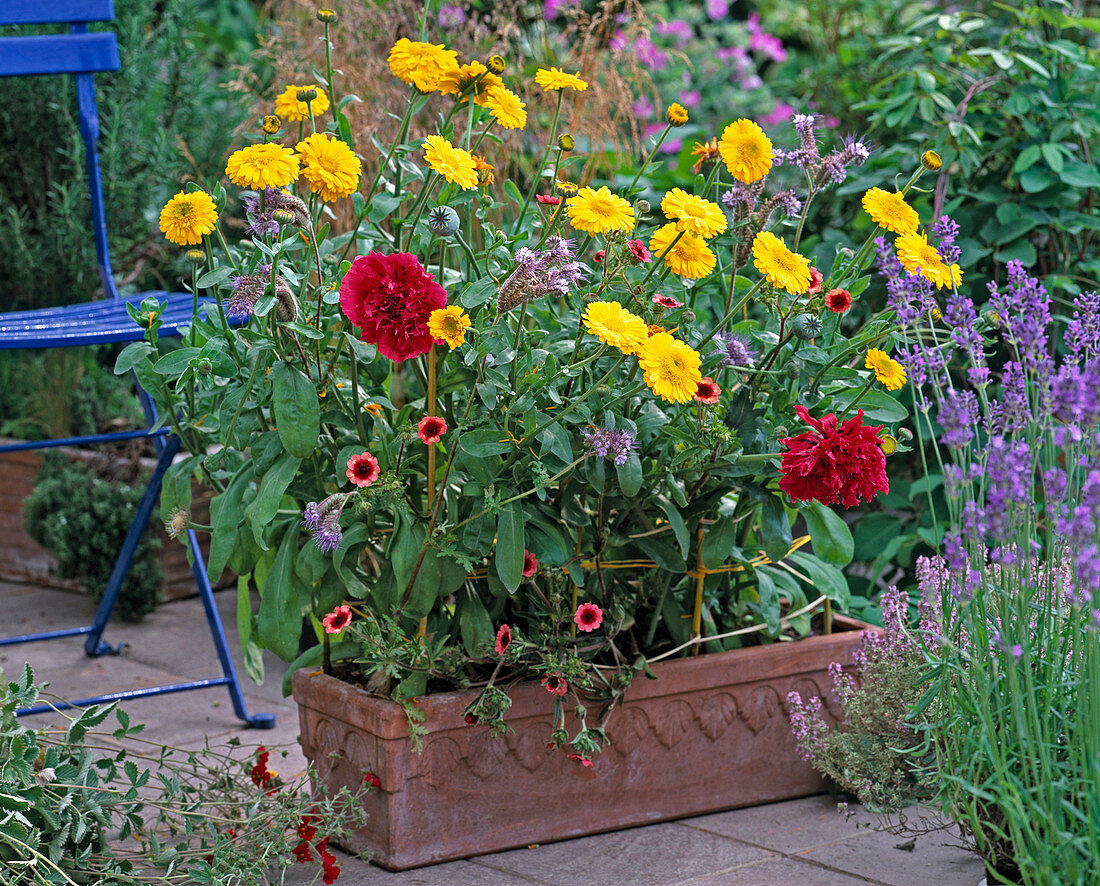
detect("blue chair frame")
(0, 0), (273, 728)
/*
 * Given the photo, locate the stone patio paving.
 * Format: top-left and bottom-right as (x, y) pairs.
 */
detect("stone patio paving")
(2, 580), (986, 885)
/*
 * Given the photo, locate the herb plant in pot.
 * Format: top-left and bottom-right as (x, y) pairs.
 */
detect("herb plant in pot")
(123, 11), (936, 870)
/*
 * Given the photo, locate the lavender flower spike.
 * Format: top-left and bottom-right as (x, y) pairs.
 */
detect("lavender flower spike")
(303, 493), (352, 552)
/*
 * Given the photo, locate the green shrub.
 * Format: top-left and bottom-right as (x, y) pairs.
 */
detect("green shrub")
(23, 453), (162, 621)
(0, 0), (251, 310)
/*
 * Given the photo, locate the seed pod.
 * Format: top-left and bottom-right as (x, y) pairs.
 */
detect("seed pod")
(790, 314), (822, 341)
(427, 205), (460, 237)
(275, 278), (298, 322)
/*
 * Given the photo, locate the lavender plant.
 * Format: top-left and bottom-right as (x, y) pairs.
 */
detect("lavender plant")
(896, 249), (1100, 885)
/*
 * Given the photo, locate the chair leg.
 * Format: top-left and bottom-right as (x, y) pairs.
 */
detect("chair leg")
(186, 529), (275, 729)
(83, 435), (181, 657)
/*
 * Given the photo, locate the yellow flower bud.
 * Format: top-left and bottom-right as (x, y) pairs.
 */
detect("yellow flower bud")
(921, 150), (942, 171)
(262, 115), (281, 134)
(558, 133), (575, 152)
(486, 55), (505, 75)
(316, 8), (338, 23)
(666, 103), (689, 126)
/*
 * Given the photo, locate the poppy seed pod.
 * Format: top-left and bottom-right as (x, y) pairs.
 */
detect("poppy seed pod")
(791, 314), (822, 341)
(427, 205), (460, 237)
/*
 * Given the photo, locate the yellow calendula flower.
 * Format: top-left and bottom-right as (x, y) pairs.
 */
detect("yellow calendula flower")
(649, 223), (716, 280)
(535, 67), (588, 92)
(296, 133), (361, 201)
(437, 60), (503, 104)
(690, 137), (721, 174)
(159, 191), (218, 246)
(666, 103), (689, 126)
(428, 305), (471, 348)
(865, 348), (907, 391)
(225, 143), (301, 190)
(895, 231), (962, 290)
(861, 188), (919, 236)
(639, 332), (703, 404)
(422, 135), (478, 190)
(661, 188), (727, 239)
(582, 301), (649, 355)
(388, 38), (460, 93)
(718, 119), (773, 183)
(274, 84), (330, 122)
(484, 85), (526, 129)
(472, 155), (495, 186)
(566, 186), (634, 235)
(752, 231), (811, 294)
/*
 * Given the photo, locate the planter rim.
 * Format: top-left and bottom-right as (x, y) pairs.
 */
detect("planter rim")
(292, 614), (872, 741)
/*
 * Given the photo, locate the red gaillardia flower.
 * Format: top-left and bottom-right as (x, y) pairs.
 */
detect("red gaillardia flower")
(778, 405), (888, 508)
(825, 287), (852, 313)
(628, 239), (652, 263)
(417, 415), (447, 444)
(694, 377), (721, 404)
(536, 194), (561, 206)
(652, 294), (684, 309)
(522, 549), (539, 577)
(339, 251), (447, 362)
(807, 266), (824, 295)
(566, 753), (594, 767)
(495, 623), (512, 655)
(542, 672), (568, 695)
(593, 250), (606, 264)
(574, 602), (603, 632)
(321, 605), (352, 634)
(346, 451), (380, 487)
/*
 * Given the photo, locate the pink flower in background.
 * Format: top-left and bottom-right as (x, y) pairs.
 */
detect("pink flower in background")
(322, 605), (352, 634)
(574, 602), (604, 632)
(610, 30), (629, 51)
(544, 0), (578, 20)
(679, 90), (701, 109)
(655, 20), (693, 45)
(762, 103), (796, 126)
(706, 0), (730, 19)
(495, 624), (512, 655)
(634, 35), (667, 70)
(632, 98), (655, 118)
(747, 13), (788, 63)
(522, 549), (539, 577)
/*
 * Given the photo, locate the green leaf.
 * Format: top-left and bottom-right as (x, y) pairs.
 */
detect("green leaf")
(458, 592), (495, 655)
(1040, 142), (1064, 174)
(195, 266), (234, 289)
(1059, 160), (1100, 189)
(271, 362), (320, 458)
(656, 498), (689, 558)
(236, 574), (264, 685)
(757, 491), (793, 563)
(495, 501), (525, 592)
(207, 466), (256, 579)
(853, 390), (908, 423)
(787, 551), (850, 609)
(459, 428), (514, 457)
(152, 347), (201, 376)
(114, 342), (154, 375)
(803, 500), (854, 567)
(615, 454), (643, 496)
(256, 529), (306, 661)
(245, 454), (301, 545)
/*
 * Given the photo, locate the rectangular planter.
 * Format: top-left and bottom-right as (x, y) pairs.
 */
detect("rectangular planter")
(293, 615), (870, 870)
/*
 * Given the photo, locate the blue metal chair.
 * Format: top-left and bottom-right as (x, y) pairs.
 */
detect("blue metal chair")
(0, 0), (273, 728)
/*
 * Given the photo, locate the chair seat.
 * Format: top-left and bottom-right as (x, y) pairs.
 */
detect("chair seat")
(0, 291), (225, 349)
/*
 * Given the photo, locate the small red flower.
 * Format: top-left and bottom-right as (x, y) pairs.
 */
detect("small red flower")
(249, 747), (274, 788)
(292, 841), (313, 863)
(573, 602), (604, 632)
(694, 377), (721, 404)
(522, 549), (539, 577)
(778, 405), (888, 508)
(321, 605), (352, 634)
(593, 250), (606, 264)
(807, 266), (824, 295)
(628, 239), (652, 263)
(495, 623), (512, 655)
(296, 816), (318, 842)
(345, 451), (380, 487)
(417, 415), (447, 444)
(652, 294), (684, 309)
(322, 855), (341, 885)
(465, 713), (479, 725)
(542, 672), (568, 696)
(364, 771), (381, 789)
(536, 194), (561, 206)
(338, 251), (447, 362)
(566, 753), (594, 767)
(825, 288), (852, 313)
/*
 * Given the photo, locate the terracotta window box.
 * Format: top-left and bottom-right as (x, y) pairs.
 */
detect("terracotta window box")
(293, 615), (869, 870)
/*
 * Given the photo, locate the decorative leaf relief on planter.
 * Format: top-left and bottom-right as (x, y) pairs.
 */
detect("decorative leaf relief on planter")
(419, 736), (463, 787)
(507, 722), (554, 772)
(741, 685), (782, 735)
(344, 730), (381, 787)
(653, 699), (695, 749)
(466, 728), (510, 779)
(698, 692), (739, 741)
(788, 676), (841, 720)
(306, 716), (343, 776)
(608, 706), (650, 757)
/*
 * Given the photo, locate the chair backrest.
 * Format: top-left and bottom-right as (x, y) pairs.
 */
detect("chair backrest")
(0, 1), (122, 300)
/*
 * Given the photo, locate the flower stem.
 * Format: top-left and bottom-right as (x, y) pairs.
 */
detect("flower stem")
(513, 90), (564, 236)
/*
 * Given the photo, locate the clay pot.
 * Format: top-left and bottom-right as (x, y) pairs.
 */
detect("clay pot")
(293, 615), (871, 870)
